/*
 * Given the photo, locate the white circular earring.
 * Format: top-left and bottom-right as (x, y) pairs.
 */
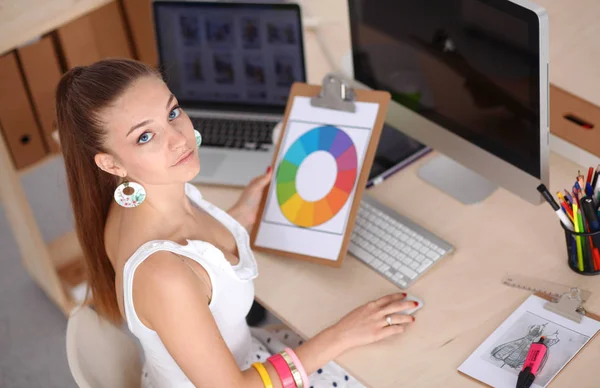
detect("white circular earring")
(114, 178), (146, 208)
(194, 129), (202, 147)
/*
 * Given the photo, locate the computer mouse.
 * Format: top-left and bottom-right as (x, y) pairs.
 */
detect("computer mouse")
(396, 294), (424, 316)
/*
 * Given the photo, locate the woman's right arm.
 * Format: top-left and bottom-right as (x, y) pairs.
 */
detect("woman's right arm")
(133, 252), (415, 387)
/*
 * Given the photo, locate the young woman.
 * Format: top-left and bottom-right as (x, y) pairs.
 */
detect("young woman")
(56, 58), (416, 388)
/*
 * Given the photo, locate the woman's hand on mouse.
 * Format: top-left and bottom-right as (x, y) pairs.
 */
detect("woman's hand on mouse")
(330, 293), (416, 350)
(291, 292), (416, 375)
(228, 167), (273, 230)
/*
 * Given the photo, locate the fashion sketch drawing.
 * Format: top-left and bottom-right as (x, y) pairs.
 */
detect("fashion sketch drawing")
(490, 323), (560, 369)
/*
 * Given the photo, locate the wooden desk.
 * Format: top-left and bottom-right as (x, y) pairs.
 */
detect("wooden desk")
(191, 3), (599, 386)
(195, 151), (600, 388)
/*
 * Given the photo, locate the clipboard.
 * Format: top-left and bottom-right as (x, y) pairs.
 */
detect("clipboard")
(529, 290), (600, 387)
(458, 289), (600, 388)
(250, 74), (390, 267)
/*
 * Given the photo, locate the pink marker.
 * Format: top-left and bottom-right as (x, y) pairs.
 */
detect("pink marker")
(516, 337), (548, 388)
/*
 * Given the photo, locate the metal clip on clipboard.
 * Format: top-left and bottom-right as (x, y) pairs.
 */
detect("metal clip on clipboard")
(310, 74), (357, 113)
(501, 274), (591, 324)
(544, 288), (587, 324)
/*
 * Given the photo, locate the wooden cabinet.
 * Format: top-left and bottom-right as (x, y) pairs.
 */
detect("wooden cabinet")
(0, 0), (139, 315)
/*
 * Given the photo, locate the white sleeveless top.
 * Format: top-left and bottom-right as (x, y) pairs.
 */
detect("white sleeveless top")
(123, 183), (259, 388)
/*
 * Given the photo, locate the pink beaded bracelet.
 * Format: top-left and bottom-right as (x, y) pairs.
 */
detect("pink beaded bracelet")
(284, 348), (309, 388)
(267, 353), (295, 388)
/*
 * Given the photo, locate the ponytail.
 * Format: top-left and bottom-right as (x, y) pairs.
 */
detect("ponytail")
(56, 59), (161, 323)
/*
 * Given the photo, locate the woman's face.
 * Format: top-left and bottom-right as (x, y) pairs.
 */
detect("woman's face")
(98, 75), (200, 184)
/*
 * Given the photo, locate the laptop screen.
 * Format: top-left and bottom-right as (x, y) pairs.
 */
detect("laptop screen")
(153, 1), (306, 112)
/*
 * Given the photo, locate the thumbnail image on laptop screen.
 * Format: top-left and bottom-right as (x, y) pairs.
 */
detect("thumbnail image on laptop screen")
(154, 2), (306, 110)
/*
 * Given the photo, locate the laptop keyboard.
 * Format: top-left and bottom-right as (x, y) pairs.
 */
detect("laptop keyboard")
(192, 117), (276, 151)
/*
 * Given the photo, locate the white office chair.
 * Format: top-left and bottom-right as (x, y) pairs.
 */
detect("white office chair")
(66, 304), (289, 387)
(66, 305), (142, 388)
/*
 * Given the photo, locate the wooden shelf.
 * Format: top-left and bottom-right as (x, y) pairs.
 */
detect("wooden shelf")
(0, 0), (112, 55)
(48, 230), (83, 270)
(57, 259), (86, 293)
(0, 123), (83, 314)
(49, 231), (87, 301)
(0, 0), (138, 315)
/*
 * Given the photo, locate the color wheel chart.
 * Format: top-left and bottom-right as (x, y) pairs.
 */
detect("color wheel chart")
(254, 94), (381, 262)
(276, 125), (357, 227)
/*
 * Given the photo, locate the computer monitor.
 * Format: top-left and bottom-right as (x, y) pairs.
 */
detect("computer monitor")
(347, 0), (549, 204)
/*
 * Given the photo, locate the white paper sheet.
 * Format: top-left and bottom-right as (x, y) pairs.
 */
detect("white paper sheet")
(254, 96), (379, 260)
(458, 295), (600, 388)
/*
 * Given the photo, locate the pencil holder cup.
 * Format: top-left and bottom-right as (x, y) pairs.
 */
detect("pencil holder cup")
(561, 222), (600, 276)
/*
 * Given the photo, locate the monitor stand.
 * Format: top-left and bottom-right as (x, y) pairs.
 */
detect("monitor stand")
(417, 155), (497, 205)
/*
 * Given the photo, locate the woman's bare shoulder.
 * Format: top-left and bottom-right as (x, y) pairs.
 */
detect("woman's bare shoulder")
(106, 202), (212, 324)
(104, 201), (165, 265)
(128, 248), (212, 330)
(105, 202), (211, 281)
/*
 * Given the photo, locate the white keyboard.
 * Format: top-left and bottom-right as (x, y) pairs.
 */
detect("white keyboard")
(348, 195), (453, 289)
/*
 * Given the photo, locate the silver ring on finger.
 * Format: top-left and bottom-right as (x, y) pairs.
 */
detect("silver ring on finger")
(386, 315), (393, 327)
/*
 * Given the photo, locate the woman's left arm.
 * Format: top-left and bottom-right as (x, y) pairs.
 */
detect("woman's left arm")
(228, 167), (272, 230)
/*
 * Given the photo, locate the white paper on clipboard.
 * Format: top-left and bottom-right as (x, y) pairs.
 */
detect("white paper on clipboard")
(253, 96), (380, 261)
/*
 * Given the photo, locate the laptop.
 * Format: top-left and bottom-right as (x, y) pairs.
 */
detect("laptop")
(153, 1), (306, 186)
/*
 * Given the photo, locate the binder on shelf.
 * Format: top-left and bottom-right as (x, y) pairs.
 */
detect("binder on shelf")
(17, 36), (63, 153)
(0, 52), (47, 169)
(122, 0), (158, 67)
(56, 1), (133, 68)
